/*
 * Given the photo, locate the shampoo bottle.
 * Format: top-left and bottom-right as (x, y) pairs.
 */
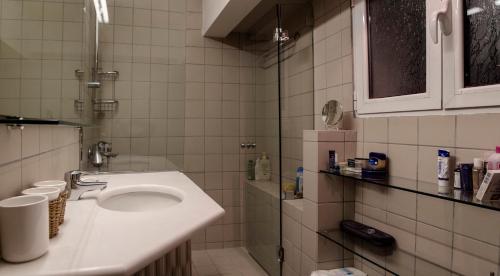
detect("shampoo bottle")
(255, 152), (271, 181)
(260, 152), (271, 181)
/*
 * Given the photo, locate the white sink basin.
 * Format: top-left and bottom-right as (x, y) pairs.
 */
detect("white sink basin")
(97, 185), (183, 212)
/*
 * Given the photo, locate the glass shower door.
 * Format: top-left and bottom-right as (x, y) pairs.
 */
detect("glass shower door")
(245, 3), (314, 276)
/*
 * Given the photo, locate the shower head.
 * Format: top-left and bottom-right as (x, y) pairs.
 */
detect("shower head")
(273, 28), (289, 43)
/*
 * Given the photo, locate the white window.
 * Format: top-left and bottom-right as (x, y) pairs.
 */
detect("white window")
(443, 0), (500, 109)
(353, 0), (500, 115)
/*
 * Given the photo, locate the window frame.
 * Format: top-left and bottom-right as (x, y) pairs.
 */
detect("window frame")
(353, 0), (443, 115)
(443, 0), (500, 110)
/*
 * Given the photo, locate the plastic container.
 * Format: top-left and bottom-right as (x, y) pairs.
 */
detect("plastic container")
(0, 195), (49, 262)
(487, 147), (500, 170)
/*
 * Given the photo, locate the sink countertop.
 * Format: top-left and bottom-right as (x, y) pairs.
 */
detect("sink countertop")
(0, 171), (225, 276)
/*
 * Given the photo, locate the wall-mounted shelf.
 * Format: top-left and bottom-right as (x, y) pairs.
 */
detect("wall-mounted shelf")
(318, 229), (457, 276)
(0, 115), (85, 127)
(320, 170), (500, 212)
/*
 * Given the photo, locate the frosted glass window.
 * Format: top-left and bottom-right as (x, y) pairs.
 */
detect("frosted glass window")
(464, 0), (500, 87)
(367, 0), (426, 99)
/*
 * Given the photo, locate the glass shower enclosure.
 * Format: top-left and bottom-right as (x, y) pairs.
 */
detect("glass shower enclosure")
(244, 3), (314, 276)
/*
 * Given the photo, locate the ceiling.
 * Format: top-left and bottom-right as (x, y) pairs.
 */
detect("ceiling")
(233, 0), (311, 40)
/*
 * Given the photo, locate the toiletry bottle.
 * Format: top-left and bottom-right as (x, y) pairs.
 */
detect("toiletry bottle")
(295, 167), (304, 195)
(329, 151), (336, 171)
(437, 149), (450, 193)
(480, 161), (487, 184)
(460, 163), (474, 192)
(247, 159), (255, 180)
(255, 156), (262, 180)
(454, 165), (461, 189)
(487, 146), (500, 170)
(472, 158), (483, 192)
(259, 152), (271, 181)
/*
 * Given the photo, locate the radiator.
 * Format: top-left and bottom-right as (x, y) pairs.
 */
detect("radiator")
(133, 240), (191, 276)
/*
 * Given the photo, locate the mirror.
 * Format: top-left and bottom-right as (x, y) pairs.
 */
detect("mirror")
(0, 0), (95, 125)
(322, 100), (343, 128)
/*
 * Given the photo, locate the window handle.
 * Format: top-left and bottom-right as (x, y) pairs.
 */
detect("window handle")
(430, 0), (452, 44)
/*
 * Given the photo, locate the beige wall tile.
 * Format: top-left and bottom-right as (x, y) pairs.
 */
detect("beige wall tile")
(452, 249), (499, 276)
(388, 117), (418, 144)
(361, 184), (387, 211)
(416, 236), (452, 269)
(388, 144), (418, 180)
(417, 222), (452, 246)
(417, 195), (453, 231)
(456, 113), (500, 150)
(303, 171), (344, 203)
(453, 234), (500, 264)
(386, 250), (415, 276)
(454, 203), (500, 246)
(415, 257), (451, 276)
(0, 162), (22, 199)
(0, 126), (21, 166)
(387, 212), (416, 234)
(418, 116), (455, 147)
(363, 118), (388, 143)
(387, 189), (417, 219)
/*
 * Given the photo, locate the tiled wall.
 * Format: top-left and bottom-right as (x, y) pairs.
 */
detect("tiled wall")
(96, 0), (188, 168)
(183, 30), (257, 249)
(255, 28), (314, 184)
(310, 0), (500, 275)
(0, 125), (80, 200)
(0, 0), (87, 121)
(95, 0), (257, 249)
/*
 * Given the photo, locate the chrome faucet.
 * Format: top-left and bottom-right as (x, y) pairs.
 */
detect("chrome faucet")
(88, 141), (119, 168)
(65, 170), (107, 201)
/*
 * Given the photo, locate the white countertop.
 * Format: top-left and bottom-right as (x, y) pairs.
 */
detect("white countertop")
(0, 171), (225, 276)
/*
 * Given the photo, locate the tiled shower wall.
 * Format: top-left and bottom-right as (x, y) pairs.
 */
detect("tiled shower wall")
(95, 0), (257, 249)
(0, 125), (80, 200)
(311, 0), (500, 275)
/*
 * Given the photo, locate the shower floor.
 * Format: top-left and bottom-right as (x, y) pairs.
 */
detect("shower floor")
(192, 247), (268, 276)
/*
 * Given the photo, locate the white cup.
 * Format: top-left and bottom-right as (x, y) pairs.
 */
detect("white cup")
(0, 195), (49, 262)
(33, 180), (67, 193)
(22, 187), (61, 201)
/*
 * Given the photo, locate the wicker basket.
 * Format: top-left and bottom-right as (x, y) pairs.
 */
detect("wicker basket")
(48, 198), (62, 238)
(58, 191), (68, 225)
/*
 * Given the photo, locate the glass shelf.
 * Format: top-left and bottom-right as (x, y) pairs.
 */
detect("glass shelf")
(318, 229), (454, 276)
(0, 115), (85, 127)
(320, 170), (500, 212)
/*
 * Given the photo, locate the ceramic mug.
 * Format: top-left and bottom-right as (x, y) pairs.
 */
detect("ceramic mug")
(33, 180), (67, 193)
(0, 195), (49, 262)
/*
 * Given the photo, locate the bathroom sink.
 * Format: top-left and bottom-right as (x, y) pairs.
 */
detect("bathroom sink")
(97, 185), (183, 212)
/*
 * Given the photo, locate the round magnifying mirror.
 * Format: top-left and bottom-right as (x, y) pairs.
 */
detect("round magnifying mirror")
(321, 100), (343, 128)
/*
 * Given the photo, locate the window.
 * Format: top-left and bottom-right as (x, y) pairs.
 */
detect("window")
(353, 0), (443, 114)
(443, 0), (500, 109)
(353, 0), (500, 115)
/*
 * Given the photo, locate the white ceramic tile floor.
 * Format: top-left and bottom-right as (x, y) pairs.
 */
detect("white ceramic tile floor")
(192, 247), (269, 276)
